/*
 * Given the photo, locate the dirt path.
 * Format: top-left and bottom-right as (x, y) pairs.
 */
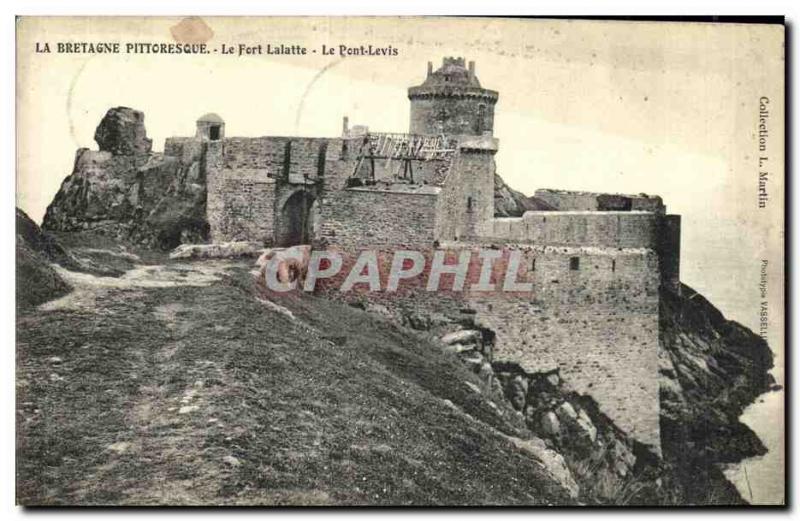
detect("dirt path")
(17, 260), (250, 504)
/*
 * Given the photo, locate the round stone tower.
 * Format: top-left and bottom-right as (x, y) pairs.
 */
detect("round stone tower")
(408, 57), (498, 136)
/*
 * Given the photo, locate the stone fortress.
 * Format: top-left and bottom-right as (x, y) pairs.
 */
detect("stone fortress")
(162, 57), (682, 455)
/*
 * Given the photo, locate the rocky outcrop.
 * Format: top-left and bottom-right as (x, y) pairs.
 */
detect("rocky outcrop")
(94, 107), (152, 156)
(493, 174), (556, 217)
(432, 323), (640, 504)
(16, 208), (72, 308)
(43, 108), (208, 249)
(656, 284), (774, 504)
(381, 281), (774, 505)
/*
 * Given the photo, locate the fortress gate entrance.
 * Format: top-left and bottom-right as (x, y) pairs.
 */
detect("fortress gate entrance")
(276, 189), (318, 246)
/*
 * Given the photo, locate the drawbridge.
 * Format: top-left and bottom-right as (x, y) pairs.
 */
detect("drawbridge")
(349, 132), (457, 185)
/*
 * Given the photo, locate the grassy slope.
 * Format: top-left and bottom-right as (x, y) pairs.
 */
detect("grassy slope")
(16, 260), (571, 506)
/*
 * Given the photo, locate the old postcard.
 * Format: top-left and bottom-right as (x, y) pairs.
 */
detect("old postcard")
(15, 16), (785, 506)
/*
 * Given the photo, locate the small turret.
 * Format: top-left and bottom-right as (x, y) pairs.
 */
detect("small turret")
(196, 113), (225, 141)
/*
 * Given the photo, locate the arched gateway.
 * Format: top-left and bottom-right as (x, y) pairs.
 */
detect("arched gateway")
(276, 189), (318, 247)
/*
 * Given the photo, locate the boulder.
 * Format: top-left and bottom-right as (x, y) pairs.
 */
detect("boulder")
(403, 312), (432, 331)
(441, 329), (482, 347)
(442, 343), (475, 355)
(555, 401), (597, 444)
(170, 241), (262, 260)
(94, 107), (152, 156)
(255, 245), (312, 269)
(477, 361), (495, 386)
(256, 245), (312, 288)
(540, 411), (561, 437)
(507, 375), (528, 411)
(505, 435), (579, 499)
(555, 401), (578, 423)
(459, 351), (484, 372)
(576, 408), (598, 443)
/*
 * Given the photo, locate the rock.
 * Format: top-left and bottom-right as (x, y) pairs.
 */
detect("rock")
(610, 439), (636, 468)
(365, 303), (393, 319)
(493, 174), (540, 217)
(477, 361), (495, 386)
(554, 402), (597, 444)
(459, 351), (484, 371)
(94, 107), (152, 156)
(178, 405), (199, 414)
(255, 245), (311, 268)
(555, 401), (578, 422)
(404, 312), (432, 330)
(255, 245), (312, 288)
(540, 411), (561, 437)
(576, 408), (598, 443)
(441, 329), (482, 346)
(490, 376), (505, 399)
(43, 109), (209, 250)
(443, 343), (475, 355)
(107, 441), (131, 454)
(170, 241), (262, 260)
(546, 372), (561, 387)
(257, 297), (296, 320)
(507, 375), (528, 411)
(223, 455), (241, 467)
(464, 381), (482, 394)
(505, 435), (579, 499)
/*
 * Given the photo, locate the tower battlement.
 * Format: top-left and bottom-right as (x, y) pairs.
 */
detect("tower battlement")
(408, 57), (498, 136)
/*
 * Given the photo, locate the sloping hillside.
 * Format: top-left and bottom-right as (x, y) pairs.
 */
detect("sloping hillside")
(16, 253), (575, 505)
(16, 209), (72, 309)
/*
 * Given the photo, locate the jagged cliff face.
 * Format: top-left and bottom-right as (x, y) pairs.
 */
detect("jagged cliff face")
(656, 284), (774, 504)
(358, 280), (774, 504)
(43, 107), (208, 250)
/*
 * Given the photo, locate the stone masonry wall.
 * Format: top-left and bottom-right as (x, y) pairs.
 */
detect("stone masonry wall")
(205, 136), (350, 244)
(435, 148), (496, 242)
(318, 187), (439, 249)
(409, 96), (496, 136)
(535, 189), (665, 214)
(467, 245), (662, 452)
(489, 212), (659, 248)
